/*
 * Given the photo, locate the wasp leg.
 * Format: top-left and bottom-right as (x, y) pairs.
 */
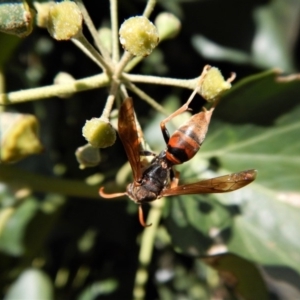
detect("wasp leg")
(138, 205), (152, 227)
(227, 72), (236, 83)
(170, 169), (180, 188)
(99, 187), (127, 198)
(160, 65), (211, 144)
(140, 150), (156, 157)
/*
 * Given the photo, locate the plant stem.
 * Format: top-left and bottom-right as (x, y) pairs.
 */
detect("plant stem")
(125, 81), (169, 116)
(0, 73), (109, 105)
(143, 0), (156, 18)
(0, 165), (100, 199)
(0, 68), (5, 111)
(72, 32), (113, 75)
(0, 207), (15, 236)
(133, 198), (165, 300)
(115, 51), (134, 79)
(75, 0), (112, 62)
(102, 52), (133, 118)
(110, 0), (120, 62)
(125, 73), (199, 90)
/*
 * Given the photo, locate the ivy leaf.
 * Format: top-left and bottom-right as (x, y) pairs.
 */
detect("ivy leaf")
(5, 268), (53, 300)
(216, 69), (300, 125)
(192, 0), (300, 71)
(165, 104), (300, 276)
(203, 253), (269, 300)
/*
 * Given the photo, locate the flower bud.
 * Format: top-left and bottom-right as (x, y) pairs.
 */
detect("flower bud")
(0, 113), (43, 163)
(53, 72), (75, 98)
(119, 16), (159, 57)
(155, 13), (181, 41)
(97, 27), (112, 54)
(47, 1), (82, 40)
(75, 144), (101, 169)
(34, 1), (54, 28)
(0, 0), (34, 38)
(82, 118), (116, 148)
(201, 67), (232, 102)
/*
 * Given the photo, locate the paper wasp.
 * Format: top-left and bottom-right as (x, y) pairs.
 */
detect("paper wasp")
(100, 85), (256, 226)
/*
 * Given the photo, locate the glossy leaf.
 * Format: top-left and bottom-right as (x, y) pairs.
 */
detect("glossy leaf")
(203, 253), (268, 300)
(165, 104), (300, 276)
(192, 0), (299, 71)
(215, 69), (300, 124)
(4, 268), (53, 300)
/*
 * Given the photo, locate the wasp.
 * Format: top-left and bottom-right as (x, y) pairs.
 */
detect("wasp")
(100, 92), (256, 226)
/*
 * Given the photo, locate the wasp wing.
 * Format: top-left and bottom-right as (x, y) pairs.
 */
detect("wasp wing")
(160, 169), (257, 197)
(118, 97), (143, 181)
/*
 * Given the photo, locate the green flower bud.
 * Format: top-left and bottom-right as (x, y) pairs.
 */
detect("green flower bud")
(47, 1), (82, 40)
(201, 67), (232, 102)
(75, 144), (101, 169)
(0, 113), (43, 163)
(97, 27), (112, 54)
(0, 0), (34, 38)
(119, 16), (159, 57)
(155, 13), (181, 41)
(82, 118), (116, 148)
(34, 1), (55, 29)
(53, 72), (75, 98)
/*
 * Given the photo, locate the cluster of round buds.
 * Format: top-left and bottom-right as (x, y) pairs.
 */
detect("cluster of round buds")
(82, 118), (116, 149)
(119, 16), (159, 57)
(200, 66), (234, 102)
(47, 1), (83, 40)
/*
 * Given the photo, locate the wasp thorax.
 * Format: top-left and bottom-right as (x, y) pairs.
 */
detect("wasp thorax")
(126, 183), (158, 204)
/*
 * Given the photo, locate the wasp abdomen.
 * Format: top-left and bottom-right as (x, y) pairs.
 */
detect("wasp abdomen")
(166, 112), (211, 164)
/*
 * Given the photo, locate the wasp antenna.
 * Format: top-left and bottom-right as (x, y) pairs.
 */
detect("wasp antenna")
(99, 187), (127, 198)
(138, 205), (152, 227)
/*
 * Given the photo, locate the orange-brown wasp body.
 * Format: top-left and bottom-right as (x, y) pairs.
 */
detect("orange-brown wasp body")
(100, 97), (256, 226)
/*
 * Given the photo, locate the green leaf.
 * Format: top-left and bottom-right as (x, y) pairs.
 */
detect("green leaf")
(78, 278), (119, 300)
(252, 0), (299, 72)
(0, 197), (38, 255)
(4, 268), (54, 300)
(202, 105), (300, 191)
(216, 69), (300, 124)
(192, 35), (252, 65)
(192, 0), (299, 71)
(203, 253), (268, 300)
(165, 104), (300, 275)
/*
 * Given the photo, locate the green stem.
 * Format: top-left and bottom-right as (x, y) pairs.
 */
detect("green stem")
(0, 67), (4, 111)
(72, 32), (113, 75)
(133, 198), (165, 300)
(125, 73), (199, 90)
(75, 0), (112, 61)
(0, 73), (109, 105)
(102, 52), (133, 118)
(124, 80), (169, 115)
(0, 165), (100, 199)
(143, 0), (156, 18)
(110, 0), (120, 62)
